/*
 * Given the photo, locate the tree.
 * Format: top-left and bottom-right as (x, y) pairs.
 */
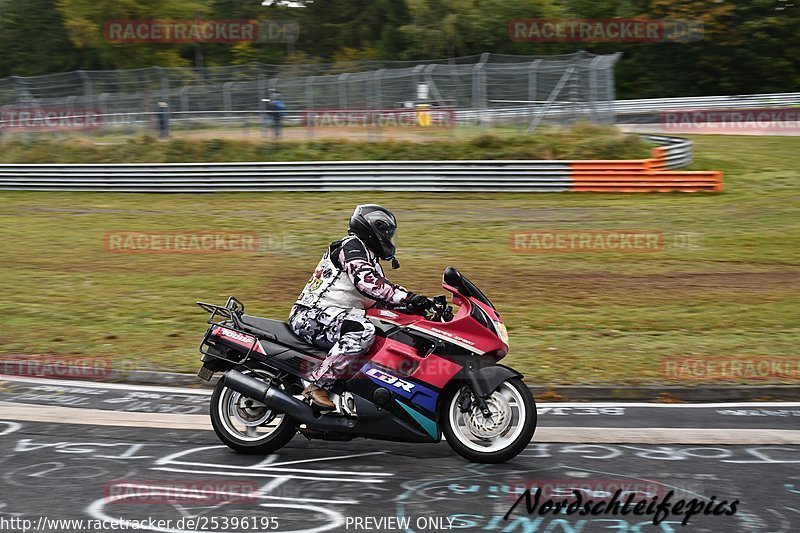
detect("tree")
(0, 0), (82, 76)
(56, 0), (211, 69)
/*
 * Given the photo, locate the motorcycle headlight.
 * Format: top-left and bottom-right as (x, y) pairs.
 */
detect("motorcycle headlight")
(472, 304), (509, 347)
(493, 319), (509, 347)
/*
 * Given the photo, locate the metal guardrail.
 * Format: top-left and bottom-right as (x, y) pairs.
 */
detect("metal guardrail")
(614, 92), (800, 114)
(0, 135), (714, 192)
(643, 135), (693, 169)
(482, 91), (800, 125)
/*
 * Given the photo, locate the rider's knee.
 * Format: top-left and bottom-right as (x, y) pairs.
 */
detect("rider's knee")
(340, 319), (365, 335)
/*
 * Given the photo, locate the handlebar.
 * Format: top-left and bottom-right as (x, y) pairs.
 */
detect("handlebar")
(392, 295), (453, 322)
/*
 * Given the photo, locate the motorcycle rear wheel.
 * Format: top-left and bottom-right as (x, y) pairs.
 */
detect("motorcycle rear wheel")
(210, 368), (297, 454)
(442, 377), (537, 463)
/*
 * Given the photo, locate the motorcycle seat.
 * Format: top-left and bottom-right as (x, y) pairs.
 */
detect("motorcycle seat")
(239, 314), (329, 358)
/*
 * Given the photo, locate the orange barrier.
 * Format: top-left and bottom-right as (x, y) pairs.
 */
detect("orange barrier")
(570, 145), (723, 192)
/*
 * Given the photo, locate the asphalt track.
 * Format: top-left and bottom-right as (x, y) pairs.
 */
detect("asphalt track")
(0, 375), (798, 533)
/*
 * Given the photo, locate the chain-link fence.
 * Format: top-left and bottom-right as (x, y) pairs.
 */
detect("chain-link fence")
(0, 51), (620, 138)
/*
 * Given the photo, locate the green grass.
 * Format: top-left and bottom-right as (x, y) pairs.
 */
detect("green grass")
(0, 134), (798, 386)
(0, 123), (650, 163)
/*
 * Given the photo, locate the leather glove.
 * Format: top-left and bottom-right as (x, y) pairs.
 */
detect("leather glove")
(406, 293), (433, 313)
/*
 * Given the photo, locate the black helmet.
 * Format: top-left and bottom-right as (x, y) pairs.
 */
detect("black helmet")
(349, 204), (398, 261)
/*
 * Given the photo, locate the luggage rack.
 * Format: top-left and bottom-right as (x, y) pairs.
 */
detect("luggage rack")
(196, 296), (259, 364)
(197, 296), (245, 327)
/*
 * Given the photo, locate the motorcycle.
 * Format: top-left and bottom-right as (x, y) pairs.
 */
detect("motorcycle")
(195, 266), (537, 463)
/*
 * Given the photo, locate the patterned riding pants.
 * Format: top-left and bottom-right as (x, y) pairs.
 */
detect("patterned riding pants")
(288, 305), (376, 389)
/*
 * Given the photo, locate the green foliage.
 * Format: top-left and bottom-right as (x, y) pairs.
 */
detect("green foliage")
(0, 0), (798, 96)
(0, 0), (82, 76)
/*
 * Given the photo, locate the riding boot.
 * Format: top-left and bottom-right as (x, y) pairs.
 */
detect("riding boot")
(303, 383), (336, 411)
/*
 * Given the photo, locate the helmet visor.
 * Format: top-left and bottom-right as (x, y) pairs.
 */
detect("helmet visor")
(363, 210), (397, 257)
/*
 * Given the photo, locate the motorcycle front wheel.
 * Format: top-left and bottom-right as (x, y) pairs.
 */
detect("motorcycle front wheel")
(442, 377), (537, 463)
(209, 368), (297, 454)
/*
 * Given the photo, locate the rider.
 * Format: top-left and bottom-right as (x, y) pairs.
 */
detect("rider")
(289, 204), (432, 410)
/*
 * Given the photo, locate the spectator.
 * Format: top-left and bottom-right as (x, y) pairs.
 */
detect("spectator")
(271, 92), (285, 139)
(157, 101), (169, 138)
(261, 98), (273, 138)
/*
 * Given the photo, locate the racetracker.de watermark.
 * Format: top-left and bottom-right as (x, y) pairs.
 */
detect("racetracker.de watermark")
(103, 19), (299, 43)
(661, 108), (800, 133)
(0, 108), (103, 131)
(509, 18), (703, 43)
(661, 357), (800, 381)
(104, 231), (280, 254)
(510, 230), (664, 253)
(104, 480), (260, 504)
(302, 109), (455, 128)
(0, 356), (112, 380)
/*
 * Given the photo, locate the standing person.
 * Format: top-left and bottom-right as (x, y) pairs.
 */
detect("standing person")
(271, 92), (285, 139)
(261, 98), (273, 139)
(157, 101), (170, 138)
(288, 205), (433, 410)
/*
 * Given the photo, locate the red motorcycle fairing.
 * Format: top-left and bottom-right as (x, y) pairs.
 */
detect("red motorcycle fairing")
(350, 283), (509, 440)
(366, 282), (509, 360)
(366, 335), (462, 389)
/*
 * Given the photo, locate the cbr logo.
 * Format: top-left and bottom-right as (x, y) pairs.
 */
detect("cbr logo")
(365, 368), (415, 392)
(217, 328), (254, 344)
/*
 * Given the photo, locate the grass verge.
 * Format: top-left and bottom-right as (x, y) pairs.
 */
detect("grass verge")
(0, 123), (649, 163)
(0, 134), (797, 386)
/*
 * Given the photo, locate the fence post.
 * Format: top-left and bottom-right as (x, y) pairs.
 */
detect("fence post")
(77, 70), (93, 127)
(258, 73), (268, 105)
(526, 65), (574, 133)
(424, 64), (445, 105)
(223, 81), (234, 116)
(11, 75), (35, 107)
(607, 53), (622, 123)
(153, 67), (169, 103)
(98, 93), (111, 130)
(411, 64), (424, 103)
(305, 75), (315, 110)
(472, 52), (489, 130)
(587, 56), (602, 123)
(372, 69), (384, 109)
(180, 86), (190, 114)
(528, 59), (541, 105)
(526, 60), (542, 131)
(338, 73), (349, 109)
(305, 76), (315, 140)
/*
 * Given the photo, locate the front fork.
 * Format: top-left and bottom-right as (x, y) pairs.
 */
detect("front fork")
(464, 362), (493, 418)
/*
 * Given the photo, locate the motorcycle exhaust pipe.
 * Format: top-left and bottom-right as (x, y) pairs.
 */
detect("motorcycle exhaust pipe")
(223, 370), (351, 432)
